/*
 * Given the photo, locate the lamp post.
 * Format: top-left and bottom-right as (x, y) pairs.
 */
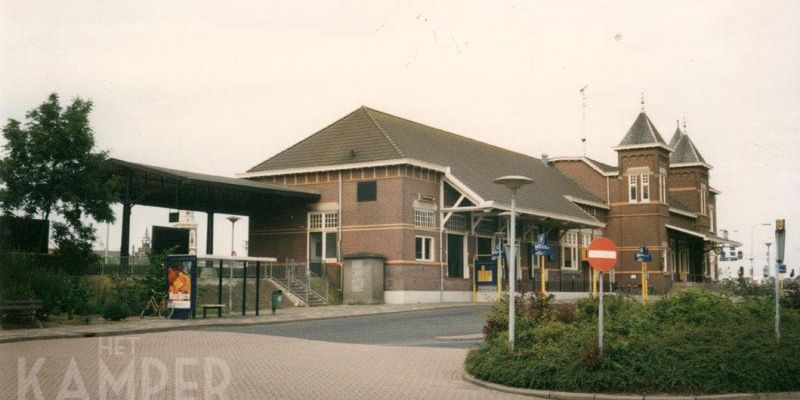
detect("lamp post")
(765, 242), (772, 280)
(226, 216), (240, 311)
(494, 175), (534, 352)
(751, 223), (770, 282)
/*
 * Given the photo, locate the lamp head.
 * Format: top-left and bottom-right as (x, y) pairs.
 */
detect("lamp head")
(494, 175), (534, 190)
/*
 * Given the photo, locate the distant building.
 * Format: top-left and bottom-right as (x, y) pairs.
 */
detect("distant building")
(172, 211), (198, 255)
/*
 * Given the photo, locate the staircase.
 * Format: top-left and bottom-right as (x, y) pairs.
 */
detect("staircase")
(266, 260), (330, 307)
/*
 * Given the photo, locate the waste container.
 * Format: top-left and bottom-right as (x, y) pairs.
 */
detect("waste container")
(271, 290), (283, 314)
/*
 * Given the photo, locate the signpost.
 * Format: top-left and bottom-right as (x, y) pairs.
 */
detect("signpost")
(533, 233), (554, 295)
(774, 219), (786, 341)
(635, 246), (652, 304)
(587, 237), (618, 356)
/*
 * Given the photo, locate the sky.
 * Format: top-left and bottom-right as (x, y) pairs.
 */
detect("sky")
(1, 1), (799, 278)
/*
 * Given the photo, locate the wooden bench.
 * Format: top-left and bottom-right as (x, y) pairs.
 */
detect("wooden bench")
(201, 304), (225, 318)
(0, 299), (44, 328)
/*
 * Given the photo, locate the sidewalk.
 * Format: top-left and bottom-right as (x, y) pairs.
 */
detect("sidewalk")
(0, 302), (482, 344)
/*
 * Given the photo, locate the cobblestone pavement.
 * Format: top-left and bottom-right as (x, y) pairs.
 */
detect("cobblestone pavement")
(2, 330), (537, 400)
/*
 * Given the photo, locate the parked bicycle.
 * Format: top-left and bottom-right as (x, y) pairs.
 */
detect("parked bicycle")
(140, 289), (174, 319)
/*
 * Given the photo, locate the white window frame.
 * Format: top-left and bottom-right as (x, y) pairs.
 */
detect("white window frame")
(414, 209), (436, 228)
(415, 235), (434, 261)
(308, 211), (339, 262)
(628, 174), (638, 203)
(561, 231), (579, 270)
(700, 184), (707, 215)
(709, 205), (715, 234)
(659, 168), (667, 204)
(641, 173), (650, 202)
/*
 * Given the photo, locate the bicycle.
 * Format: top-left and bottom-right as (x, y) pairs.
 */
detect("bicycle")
(139, 289), (174, 319)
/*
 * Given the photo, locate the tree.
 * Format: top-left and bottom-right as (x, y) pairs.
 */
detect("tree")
(0, 93), (117, 267)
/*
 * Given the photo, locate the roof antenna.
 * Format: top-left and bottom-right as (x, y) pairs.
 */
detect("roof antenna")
(580, 85), (588, 157)
(640, 91), (645, 112)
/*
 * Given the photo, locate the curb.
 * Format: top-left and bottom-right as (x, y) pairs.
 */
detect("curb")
(0, 303), (483, 344)
(462, 373), (800, 400)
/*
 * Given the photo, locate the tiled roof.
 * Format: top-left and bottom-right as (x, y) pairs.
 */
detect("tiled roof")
(247, 107), (603, 226)
(616, 112), (669, 149)
(668, 198), (696, 216)
(585, 157), (618, 173)
(670, 132), (709, 167)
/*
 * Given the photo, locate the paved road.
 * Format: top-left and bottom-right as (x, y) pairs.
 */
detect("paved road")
(205, 305), (491, 348)
(1, 305), (536, 399)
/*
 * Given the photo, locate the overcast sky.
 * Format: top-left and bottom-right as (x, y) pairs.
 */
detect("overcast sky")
(1, 1), (798, 277)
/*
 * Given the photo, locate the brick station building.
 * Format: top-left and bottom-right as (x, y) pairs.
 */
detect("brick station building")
(239, 106), (736, 303)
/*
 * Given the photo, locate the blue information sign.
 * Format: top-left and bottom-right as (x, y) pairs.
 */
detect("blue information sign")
(778, 264), (787, 274)
(635, 246), (652, 262)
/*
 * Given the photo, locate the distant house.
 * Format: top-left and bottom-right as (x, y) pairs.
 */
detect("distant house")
(240, 107), (736, 303)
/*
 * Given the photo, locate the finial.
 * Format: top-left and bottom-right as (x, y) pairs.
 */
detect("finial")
(682, 117), (687, 134)
(640, 92), (645, 111)
(676, 119), (680, 130)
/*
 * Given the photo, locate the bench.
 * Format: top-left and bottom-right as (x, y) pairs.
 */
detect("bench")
(0, 299), (44, 328)
(201, 304), (225, 318)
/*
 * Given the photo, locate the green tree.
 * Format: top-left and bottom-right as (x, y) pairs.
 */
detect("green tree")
(0, 93), (117, 268)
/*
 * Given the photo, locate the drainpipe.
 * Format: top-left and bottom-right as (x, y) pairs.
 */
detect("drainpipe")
(439, 175), (445, 303)
(338, 171), (343, 291)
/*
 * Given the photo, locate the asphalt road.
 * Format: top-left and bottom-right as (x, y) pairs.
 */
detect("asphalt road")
(204, 304), (492, 348)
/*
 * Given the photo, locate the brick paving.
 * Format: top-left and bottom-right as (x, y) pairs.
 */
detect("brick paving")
(1, 330), (536, 399)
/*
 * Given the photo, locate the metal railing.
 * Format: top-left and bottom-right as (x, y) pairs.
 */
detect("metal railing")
(265, 259), (329, 305)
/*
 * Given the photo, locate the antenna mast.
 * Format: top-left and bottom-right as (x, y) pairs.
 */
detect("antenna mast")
(580, 85), (588, 157)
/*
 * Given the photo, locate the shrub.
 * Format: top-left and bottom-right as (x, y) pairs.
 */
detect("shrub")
(467, 290), (800, 395)
(102, 300), (129, 321)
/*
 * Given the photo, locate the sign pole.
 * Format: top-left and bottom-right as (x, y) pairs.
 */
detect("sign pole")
(774, 219), (785, 341)
(598, 272), (604, 356)
(641, 261), (647, 304)
(540, 255), (546, 295)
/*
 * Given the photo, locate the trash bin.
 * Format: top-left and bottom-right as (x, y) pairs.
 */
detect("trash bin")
(271, 290), (283, 314)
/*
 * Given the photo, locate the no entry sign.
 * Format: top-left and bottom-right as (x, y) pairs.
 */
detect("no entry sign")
(587, 237), (618, 272)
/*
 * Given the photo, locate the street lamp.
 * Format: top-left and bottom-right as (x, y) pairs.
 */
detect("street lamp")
(494, 175), (534, 352)
(226, 216), (240, 311)
(751, 223), (770, 281)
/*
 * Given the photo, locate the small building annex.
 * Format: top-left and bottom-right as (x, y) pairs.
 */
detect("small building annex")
(238, 107), (611, 304)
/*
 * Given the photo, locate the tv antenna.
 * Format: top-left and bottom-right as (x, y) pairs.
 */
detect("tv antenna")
(580, 85), (588, 157)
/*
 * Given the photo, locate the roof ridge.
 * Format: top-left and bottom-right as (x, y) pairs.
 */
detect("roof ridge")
(362, 106), (405, 158)
(362, 106), (540, 161)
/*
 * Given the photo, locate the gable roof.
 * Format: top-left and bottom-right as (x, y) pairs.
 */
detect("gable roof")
(246, 106), (603, 227)
(614, 112), (672, 152)
(547, 156), (618, 176)
(670, 132), (712, 169)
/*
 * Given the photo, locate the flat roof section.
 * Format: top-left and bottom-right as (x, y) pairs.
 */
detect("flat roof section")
(104, 158), (320, 216)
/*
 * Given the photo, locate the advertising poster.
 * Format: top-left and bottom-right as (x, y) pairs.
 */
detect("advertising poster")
(167, 258), (193, 310)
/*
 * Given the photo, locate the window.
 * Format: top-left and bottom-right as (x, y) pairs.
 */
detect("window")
(628, 174), (637, 203)
(308, 211), (339, 263)
(641, 174), (650, 202)
(357, 180), (377, 202)
(659, 168), (667, 204)
(709, 205), (715, 233)
(414, 209), (436, 228)
(700, 184), (707, 215)
(444, 214), (467, 233)
(561, 231), (579, 270)
(415, 236), (434, 261)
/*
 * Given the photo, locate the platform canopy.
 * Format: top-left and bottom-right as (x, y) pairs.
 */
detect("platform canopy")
(104, 158), (319, 215)
(102, 158), (320, 259)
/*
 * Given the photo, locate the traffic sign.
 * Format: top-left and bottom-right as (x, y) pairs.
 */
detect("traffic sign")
(537, 233), (547, 246)
(587, 237), (618, 272)
(635, 246), (652, 262)
(778, 264), (786, 274)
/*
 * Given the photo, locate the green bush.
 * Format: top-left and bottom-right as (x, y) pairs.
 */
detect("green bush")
(466, 290), (800, 395)
(102, 299), (129, 321)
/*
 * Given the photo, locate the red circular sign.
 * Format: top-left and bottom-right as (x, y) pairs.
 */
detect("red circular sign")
(587, 237), (618, 272)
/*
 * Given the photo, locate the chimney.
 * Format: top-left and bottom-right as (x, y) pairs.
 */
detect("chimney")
(541, 153), (549, 166)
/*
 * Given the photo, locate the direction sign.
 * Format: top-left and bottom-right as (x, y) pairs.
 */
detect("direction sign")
(533, 243), (554, 256)
(587, 237), (618, 272)
(635, 246), (652, 262)
(778, 264), (787, 274)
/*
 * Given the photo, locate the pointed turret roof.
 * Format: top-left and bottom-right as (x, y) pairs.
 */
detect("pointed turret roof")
(670, 132), (712, 169)
(668, 125), (684, 148)
(613, 112), (671, 152)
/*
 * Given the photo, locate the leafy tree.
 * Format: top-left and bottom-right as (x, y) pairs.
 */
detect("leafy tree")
(0, 93), (117, 268)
